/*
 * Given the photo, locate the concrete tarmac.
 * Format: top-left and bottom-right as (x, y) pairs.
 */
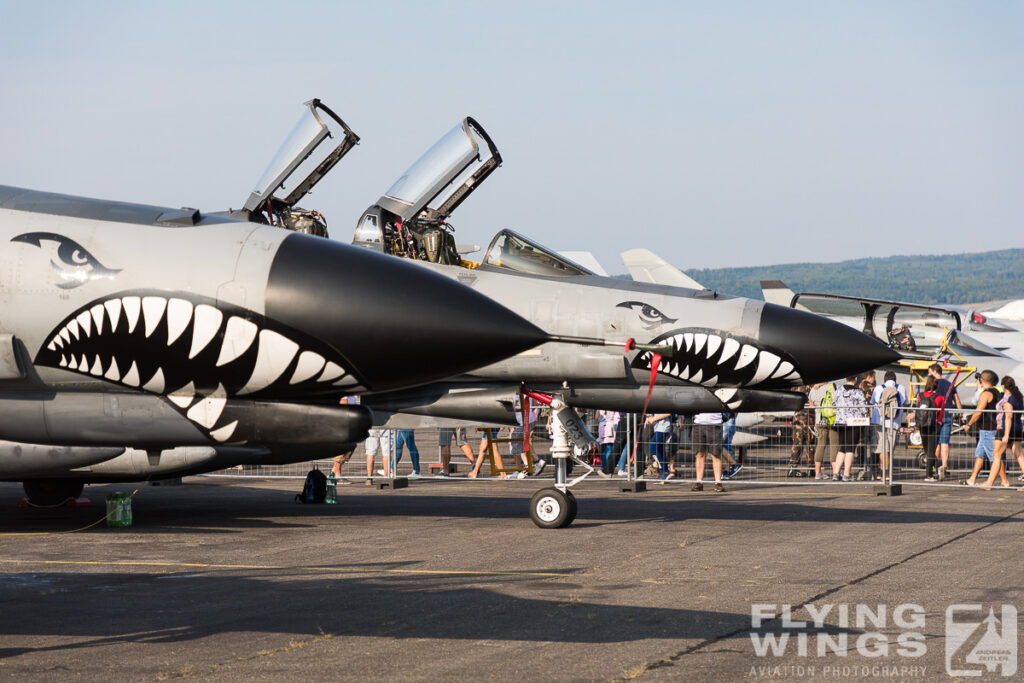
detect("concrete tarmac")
(1, 477), (1022, 681)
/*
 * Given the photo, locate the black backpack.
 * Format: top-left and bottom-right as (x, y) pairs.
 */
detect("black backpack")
(295, 467), (327, 504)
(914, 393), (941, 428)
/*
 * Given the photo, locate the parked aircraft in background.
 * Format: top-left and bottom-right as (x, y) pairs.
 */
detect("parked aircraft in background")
(760, 280), (1023, 359)
(759, 280), (1024, 404)
(351, 116), (900, 526)
(0, 101), (547, 504)
(983, 299), (1024, 325)
(619, 255), (1024, 393)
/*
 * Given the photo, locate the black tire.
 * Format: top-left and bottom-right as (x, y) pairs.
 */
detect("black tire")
(22, 479), (84, 506)
(565, 490), (578, 525)
(529, 487), (572, 529)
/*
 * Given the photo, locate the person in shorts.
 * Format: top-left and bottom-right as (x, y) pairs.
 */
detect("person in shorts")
(364, 428), (392, 485)
(832, 375), (868, 482)
(437, 427), (475, 477)
(963, 370), (1002, 486)
(928, 362), (962, 480)
(870, 371), (907, 480)
(979, 375), (1022, 489)
(332, 396), (358, 481)
(808, 381), (840, 480)
(690, 412), (725, 492)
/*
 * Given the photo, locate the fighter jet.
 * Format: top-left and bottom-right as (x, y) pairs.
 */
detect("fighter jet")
(351, 116), (900, 526)
(759, 280), (1024, 401)
(0, 101), (547, 504)
(760, 280), (1024, 360)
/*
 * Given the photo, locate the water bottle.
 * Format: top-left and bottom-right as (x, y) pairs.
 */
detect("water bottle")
(106, 493), (121, 527)
(326, 473), (337, 504)
(121, 492), (133, 527)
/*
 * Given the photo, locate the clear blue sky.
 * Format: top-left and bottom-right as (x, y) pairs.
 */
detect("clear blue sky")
(1, 1), (1021, 270)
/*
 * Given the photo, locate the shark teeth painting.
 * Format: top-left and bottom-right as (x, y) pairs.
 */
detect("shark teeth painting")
(632, 328), (802, 389)
(35, 291), (364, 442)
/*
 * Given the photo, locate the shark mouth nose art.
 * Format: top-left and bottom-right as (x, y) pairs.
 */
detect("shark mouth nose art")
(34, 292), (363, 442)
(632, 329), (802, 389)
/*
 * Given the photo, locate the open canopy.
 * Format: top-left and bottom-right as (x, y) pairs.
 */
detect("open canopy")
(243, 99), (359, 213)
(790, 293), (962, 350)
(376, 117), (501, 223)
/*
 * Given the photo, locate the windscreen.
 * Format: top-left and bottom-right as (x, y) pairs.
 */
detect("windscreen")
(483, 230), (592, 278)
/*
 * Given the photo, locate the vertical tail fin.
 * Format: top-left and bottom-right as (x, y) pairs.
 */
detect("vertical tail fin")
(620, 249), (705, 289)
(760, 280), (798, 307)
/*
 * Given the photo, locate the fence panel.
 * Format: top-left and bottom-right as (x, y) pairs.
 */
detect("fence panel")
(203, 406), (1024, 489)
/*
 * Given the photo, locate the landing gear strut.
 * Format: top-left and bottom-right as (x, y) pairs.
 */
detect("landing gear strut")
(526, 393), (595, 528)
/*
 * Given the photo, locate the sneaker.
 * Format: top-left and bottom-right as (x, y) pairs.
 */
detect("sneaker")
(1017, 473), (1024, 482)
(787, 468), (799, 478)
(616, 469), (628, 477)
(515, 471), (527, 480)
(814, 474), (826, 481)
(713, 482), (724, 493)
(841, 474), (852, 482)
(533, 460), (547, 475)
(364, 479), (373, 486)
(376, 469), (386, 477)
(407, 472), (421, 479)
(831, 473), (840, 481)
(855, 470), (867, 481)
(938, 465), (947, 481)
(731, 464), (743, 477)
(923, 477), (936, 482)
(691, 482), (703, 492)
(435, 471), (450, 478)
(337, 478), (353, 485)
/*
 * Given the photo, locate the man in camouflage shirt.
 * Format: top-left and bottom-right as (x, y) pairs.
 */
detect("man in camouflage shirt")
(788, 385), (815, 477)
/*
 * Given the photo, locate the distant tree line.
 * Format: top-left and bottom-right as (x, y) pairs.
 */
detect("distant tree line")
(681, 248), (1024, 305)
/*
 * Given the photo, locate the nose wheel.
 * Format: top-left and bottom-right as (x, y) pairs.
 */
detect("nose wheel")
(529, 487), (577, 529)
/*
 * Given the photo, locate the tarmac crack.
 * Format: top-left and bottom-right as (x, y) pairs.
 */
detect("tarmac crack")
(612, 504), (1024, 681)
(149, 630), (335, 680)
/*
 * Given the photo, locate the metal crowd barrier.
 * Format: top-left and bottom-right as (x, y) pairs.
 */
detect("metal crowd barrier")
(203, 407), (1023, 490)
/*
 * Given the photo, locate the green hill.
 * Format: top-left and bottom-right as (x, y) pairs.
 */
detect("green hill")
(683, 249), (1024, 304)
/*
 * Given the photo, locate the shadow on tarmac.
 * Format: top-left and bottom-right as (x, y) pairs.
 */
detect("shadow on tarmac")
(0, 567), (757, 656)
(2, 484), (1021, 534)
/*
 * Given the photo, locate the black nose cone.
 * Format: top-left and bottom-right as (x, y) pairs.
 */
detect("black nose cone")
(759, 303), (900, 384)
(265, 234), (547, 391)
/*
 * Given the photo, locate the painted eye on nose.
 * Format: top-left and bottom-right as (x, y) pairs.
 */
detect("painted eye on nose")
(11, 231), (122, 289)
(69, 249), (91, 266)
(616, 301), (677, 326)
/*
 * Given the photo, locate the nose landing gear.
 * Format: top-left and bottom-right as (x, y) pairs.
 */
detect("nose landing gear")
(529, 487), (577, 529)
(524, 392), (595, 529)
